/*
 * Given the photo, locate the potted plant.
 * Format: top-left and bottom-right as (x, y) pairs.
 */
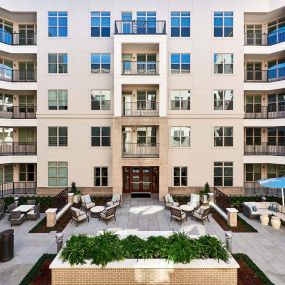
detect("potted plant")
(69, 182), (81, 204)
(200, 182), (210, 204)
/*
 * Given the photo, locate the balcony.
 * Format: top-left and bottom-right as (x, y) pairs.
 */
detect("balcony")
(244, 68), (285, 82)
(122, 61), (159, 75)
(122, 143), (159, 158)
(122, 102), (159, 117)
(0, 67), (37, 82)
(0, 142), (37, 156)
(244, 182), (280, 196)
(0, 106), (36, 119)
(0, 29), (37, 45)
(244, 105), (285, 119)
(0, 181), (36, 196)
(244, 29), (285, 46)
(115, 20), (166, 35)
(244, 143), (285, 156)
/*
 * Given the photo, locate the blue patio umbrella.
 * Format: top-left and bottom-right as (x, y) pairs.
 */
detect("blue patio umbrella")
(258, 177), (285, 206)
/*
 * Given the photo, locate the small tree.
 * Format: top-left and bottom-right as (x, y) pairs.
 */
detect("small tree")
(203, 182), (210, 194)
(70, 182), (80, 195)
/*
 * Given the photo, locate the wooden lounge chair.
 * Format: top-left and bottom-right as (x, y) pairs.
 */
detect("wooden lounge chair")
(170, 206), (186, 224)
(81, 194), (95, 211)
(106, 193), (121, 208)
(99, 205), (116, 224)
(192, 206), (211, 225)
(71, 207), (89, 227)
(27, 204), (40, 220)
(10, 210), (25, 226)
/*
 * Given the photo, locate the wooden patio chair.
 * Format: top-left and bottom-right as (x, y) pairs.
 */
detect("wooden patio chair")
(170, 206), (186, 224)
(192, 206), (211, 225)
(99, 205), (116, 224)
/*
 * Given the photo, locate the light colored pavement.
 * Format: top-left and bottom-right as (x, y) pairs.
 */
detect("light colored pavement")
(0, 194), (284, 284)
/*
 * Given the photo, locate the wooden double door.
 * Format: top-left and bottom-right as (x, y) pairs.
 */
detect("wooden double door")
(123, 167), (159, 193)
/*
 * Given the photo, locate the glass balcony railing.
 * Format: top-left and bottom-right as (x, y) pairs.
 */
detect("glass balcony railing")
(115, 20), (166, 35)
(122, 101), (159, 117)
(0, 67), (37, 82)
(244, 28), (285, 46)
(244, 68), (285, 82)
(0, 29), (37, 45)
(122, 61), (159, 75)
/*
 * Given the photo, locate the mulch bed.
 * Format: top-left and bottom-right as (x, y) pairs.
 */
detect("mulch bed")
(19, 254), (56, 285)
(212, 210), (257, 233)
(234, 254), (274, 285)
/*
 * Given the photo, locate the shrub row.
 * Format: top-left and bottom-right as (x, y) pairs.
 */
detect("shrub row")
(60, 231), (230, 267)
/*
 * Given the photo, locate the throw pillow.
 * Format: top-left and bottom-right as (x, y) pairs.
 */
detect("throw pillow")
(168, 196), (174, 203)
(252, 206), (257, 212)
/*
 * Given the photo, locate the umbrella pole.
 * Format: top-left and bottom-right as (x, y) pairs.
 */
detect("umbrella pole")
(282, 188), (285, 207)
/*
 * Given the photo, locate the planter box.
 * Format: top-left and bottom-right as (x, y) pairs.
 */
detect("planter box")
(73, 194), (80, 204)
(50, 231), (239, 285)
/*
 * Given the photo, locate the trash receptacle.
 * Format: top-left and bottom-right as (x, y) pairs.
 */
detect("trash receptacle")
(0, 229), (14, 262)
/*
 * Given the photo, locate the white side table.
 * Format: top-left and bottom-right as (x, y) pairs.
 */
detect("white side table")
(260, 214), (269, 226)
(180, 204), (194, 218)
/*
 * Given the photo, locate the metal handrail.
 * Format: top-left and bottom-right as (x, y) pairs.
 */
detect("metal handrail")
(244, 105), (285, 119)
(0, 142), (37, 156)
(244, 68), (285, 82)
(0, 106), (36, 119)
(244, 143), (285, 156)
(122, 101), (159, 116)
(122, 61), (159, 75)
(122, 142), (159, 158)
(0, 181), (36, 196)
(0, 67), (37, 82)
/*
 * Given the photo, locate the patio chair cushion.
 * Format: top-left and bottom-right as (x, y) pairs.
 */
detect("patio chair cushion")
(77, 213), (87, 221)
(111, 195), (118, 203)
(28, 210), (35, 215)
(71, 207), (81, 217)
(168, 196), (174, 203)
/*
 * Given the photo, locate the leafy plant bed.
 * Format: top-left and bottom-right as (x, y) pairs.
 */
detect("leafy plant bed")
(230, 196), (282, 212)
(19, 254), (56, 285)
(212, 210), (257, 233)
(60, 231), (230, 267)
(234, 254), (274, 285)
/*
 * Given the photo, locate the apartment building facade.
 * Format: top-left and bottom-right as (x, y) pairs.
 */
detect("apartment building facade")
(0, 0), (284, 199)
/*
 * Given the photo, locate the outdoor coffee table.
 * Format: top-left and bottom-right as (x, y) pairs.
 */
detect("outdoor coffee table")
(12, 205), (34, 214)
(90, 206), (105, 218)
(180, 204), (194, 217)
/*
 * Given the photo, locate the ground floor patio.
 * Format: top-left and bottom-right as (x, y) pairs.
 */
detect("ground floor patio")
(0, 194), (284, 285)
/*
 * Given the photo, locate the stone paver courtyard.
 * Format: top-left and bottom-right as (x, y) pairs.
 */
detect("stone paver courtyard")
(0, 194), (285, 285)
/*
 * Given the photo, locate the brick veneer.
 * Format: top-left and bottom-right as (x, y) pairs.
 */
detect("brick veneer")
(52, 268), (237, 285)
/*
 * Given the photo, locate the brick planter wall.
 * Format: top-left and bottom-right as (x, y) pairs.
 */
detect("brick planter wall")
(51, 267), (237, 285)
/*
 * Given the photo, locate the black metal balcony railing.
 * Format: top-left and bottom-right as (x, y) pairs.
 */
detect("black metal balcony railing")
(122, 101), (159, 117)
(0, 142), (37, 156)
(244, 29), (285, 46)
(0, 182), (36, 196)
(115, 20), (166, 35)
(122, 143), (159, 158)
(0, 29), (37, 45)
(122, 61), (159, 75)
(244, 105), (285, 119)
(244, 69), (285, 82)
(0, 67), (37, 82)
(244, 143), (285, 156)
(0, 106), (36, 119)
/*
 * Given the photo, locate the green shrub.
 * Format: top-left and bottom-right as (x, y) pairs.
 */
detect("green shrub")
(60, 232), (230, 267)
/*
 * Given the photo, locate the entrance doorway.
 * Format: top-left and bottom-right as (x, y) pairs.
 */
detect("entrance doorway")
(123, 167), (159, 193)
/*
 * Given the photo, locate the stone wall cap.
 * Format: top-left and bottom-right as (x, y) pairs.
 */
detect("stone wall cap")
(226, 208), (239, 213)
(45, 208), (57, 213)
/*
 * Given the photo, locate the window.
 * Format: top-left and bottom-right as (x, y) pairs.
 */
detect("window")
(214, 162), (233, 186)
(0, 93), (13, 111)
(173, 167), (187, 186)
(91, 127), (111, 147)
(48, 12), (68, 37)
(214, 12), (233, 37)
(268, 93), (285, 112)
(171, 53), (190, 74)
(137, 90), (156, 110)
(245, 95), (261, 113)
(94, 167), (108, 186)
(245, 24), (262, 45)
(48, 161), (68, 187)
(0, 165), (13, 183)
(137, 127), (156, 145)
(48, 127), (68, 147)
(170, 90), (190, 110)
(171, 127), (190, 147)
(245, 164), (261, 182)
(0, 127), (13, 143)
(48, 90), (68, 110)
(268, 17), (285, 45)
(214, 53), (233, 74)
(268, 127), (285, 146)
(214, 127), (233, 147)
(214, 90), (233, 110)
(91, 12), (110, 37)
(91, 53), (111, 74)
(136, 11), (156, 34)
(48, 53), (68, 73)
(19, 164), (35, 181)
(91, 90), (111, 110)
(171, 12), (190, 37)
(268, 164), (285, 178)
(245, 128), (261, 145)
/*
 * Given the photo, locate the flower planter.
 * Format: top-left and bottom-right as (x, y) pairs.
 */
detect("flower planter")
(201, 194), (208, 204)
(50, 231), (239, 285)
(67, 193), (74, 204)
(73, 194), (80, 204)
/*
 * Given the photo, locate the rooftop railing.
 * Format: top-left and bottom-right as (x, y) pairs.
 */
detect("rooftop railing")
(0, 29), (37, 45)
(0, 67), (37, 82)
(115, 20), (166, 35)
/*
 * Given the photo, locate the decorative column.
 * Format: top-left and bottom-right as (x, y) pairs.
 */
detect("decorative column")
(226, 208), (239, 227)
(46, 208), (57, 227)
